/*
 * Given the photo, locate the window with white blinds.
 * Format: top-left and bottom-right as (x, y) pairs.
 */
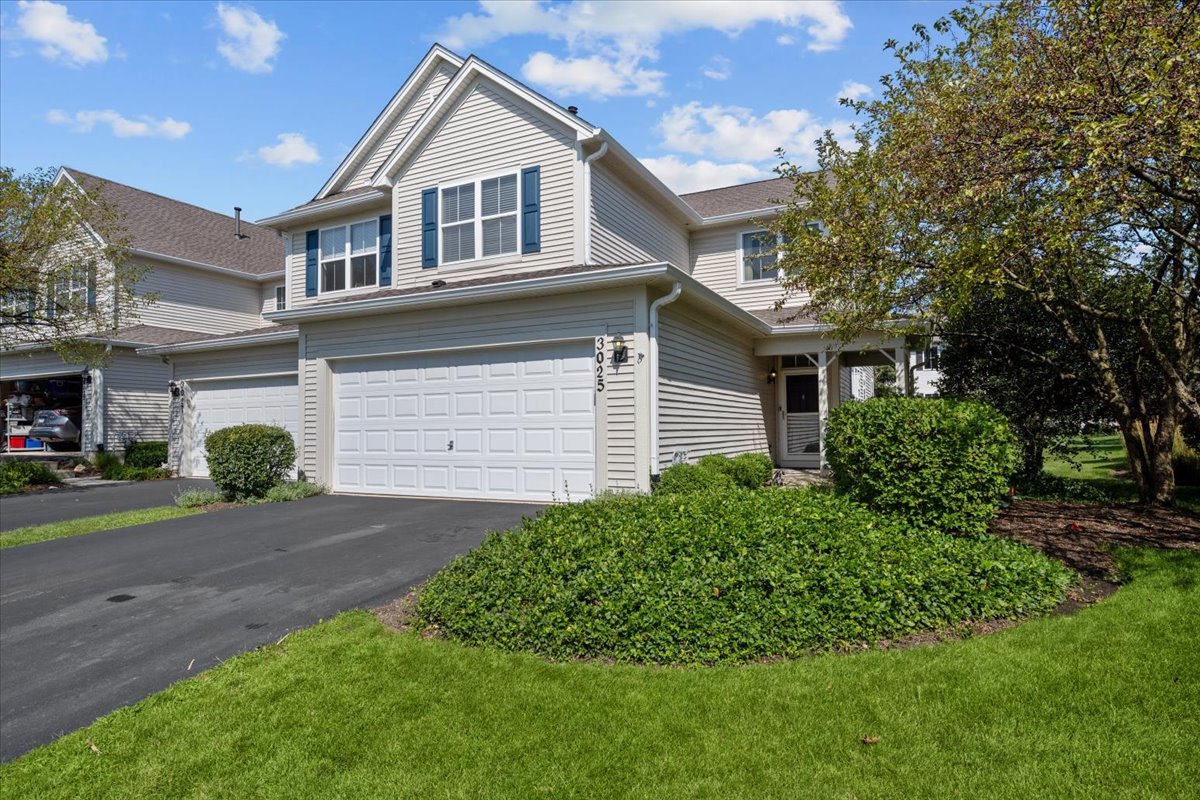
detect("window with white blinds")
(441, 172), (519, 264)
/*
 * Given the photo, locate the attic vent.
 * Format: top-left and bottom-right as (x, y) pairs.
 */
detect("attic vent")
(431, 279), (447, 288)
(567, 105), (579, 115)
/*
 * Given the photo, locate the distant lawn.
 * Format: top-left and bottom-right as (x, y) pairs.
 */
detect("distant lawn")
(3, 548), (1197, 799)
(1045, 433), (1200, 510)
(0, 506), (200, 549)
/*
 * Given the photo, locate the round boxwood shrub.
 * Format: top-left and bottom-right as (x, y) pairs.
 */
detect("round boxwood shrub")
(418, 489), (1073, 665)
(124, 440), (168, 468)
(653, 462), (738, 494)
(204, 424), (296, 500)
(825, 397), (1018, 534)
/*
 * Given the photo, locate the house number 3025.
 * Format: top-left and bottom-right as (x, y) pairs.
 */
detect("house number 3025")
(595, 337), (606, 392)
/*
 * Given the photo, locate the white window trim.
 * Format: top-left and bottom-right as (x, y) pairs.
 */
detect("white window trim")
(317, 217), (380, 297)
(736, 228), (783, 287)
(274, 284), (287, 311)
(437, 169), (522, 269)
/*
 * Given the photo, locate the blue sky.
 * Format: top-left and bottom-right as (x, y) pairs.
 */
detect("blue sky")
(0, 1), (957, 220)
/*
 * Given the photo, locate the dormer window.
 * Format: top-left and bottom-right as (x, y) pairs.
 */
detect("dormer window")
(320, 220), (378, 293)
(440, 172), (519, 264)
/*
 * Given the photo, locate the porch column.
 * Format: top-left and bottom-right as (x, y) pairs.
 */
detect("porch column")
(894, 346), (909, 396)
(817, 350), (829, 468)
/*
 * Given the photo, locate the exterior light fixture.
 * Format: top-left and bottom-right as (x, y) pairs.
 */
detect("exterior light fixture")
(82, 370), (93, 385)
(169, 381), (181, 398)
(767, 368), (777, 384)
(612, 335), (629, 365)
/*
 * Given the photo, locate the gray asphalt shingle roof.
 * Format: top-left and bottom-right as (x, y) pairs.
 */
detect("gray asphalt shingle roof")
(678, 177), (795, 218)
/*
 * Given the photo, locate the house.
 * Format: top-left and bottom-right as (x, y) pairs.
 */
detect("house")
(135, 45), (910, 502)
(0, 168), (286, 459)
(911, 342), (944, 397)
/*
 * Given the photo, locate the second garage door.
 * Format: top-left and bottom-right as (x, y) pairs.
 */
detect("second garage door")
(186, 375), (300, 478)
(333, 342), (596, 501)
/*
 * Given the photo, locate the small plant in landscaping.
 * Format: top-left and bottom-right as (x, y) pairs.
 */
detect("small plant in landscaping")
(654, 462), (738, 494)
(124, 440), (168, 469)
(825, 396), (1019, 534)
(205, 424), (296, 500)
(174, 489), (225, 509)
(0, 460), (62, 494)
(93, 451), (170, 482)
(697, 452), (775, 489)
(260, 481), (327, 503)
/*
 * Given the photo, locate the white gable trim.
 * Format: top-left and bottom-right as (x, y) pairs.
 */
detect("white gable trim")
(315, 44), (464, 200)
(371, 56), (599, 188)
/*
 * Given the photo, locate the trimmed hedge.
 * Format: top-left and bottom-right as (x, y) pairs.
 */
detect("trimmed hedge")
(656, 453), (775, 495)
(655, 462), (738, 494)
(205, 424), (296, 500)
(124, 440), (168, 469)
(0, 460), (61, 494)
(418, 489), (1073, 665)
(826, 397), (1018, 534)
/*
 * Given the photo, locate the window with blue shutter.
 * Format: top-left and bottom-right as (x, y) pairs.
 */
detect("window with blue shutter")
(521, 166), (540, 254)
(421, 188), (438, 268)
(305, 230), (319, 297)
(378, 214), (392, 285)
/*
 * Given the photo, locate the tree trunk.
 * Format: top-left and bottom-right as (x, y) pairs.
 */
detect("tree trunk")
(1117, 413), (1177, 506)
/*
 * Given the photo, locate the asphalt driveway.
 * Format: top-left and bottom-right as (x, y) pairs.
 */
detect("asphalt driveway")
(0, 495), (540, 762)
(0, 479), (216, 531)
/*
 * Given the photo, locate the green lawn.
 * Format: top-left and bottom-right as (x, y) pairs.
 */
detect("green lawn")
(0, 506), (200, 549)
(1044, 434), (1200, 510)
(3, 548), (1196, 799)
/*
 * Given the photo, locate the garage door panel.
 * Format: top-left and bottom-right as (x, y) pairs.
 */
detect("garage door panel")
(333, 341), (595, 501)
(186, 375), (299, 478)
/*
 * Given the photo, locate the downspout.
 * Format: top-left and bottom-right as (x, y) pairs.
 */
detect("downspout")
(648, 281), (682, 481)
(582, 141), (609, 264)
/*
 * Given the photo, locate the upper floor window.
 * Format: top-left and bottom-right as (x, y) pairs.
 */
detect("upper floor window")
(320, 220), (378, 293)
(922, 345), (942, 371)
(740, 231), (780, 283)
(441, 172), (519, 264)
(274, 284), (286, 311)
(55, 265), (92, 312)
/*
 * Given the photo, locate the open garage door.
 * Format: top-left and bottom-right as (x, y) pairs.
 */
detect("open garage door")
(333, 341), (595, 502)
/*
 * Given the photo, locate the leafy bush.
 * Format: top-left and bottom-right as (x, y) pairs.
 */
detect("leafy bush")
(419, 489), (1074, 665)
(205, 424), (296, 500)
(0, 460), (61, 494)
(697, 453), (775, 489)
(654, 462), (738, 494)
(93, 451), (169, 481)
(1012, 472), (1108, 503)
(1172, 435), (1200, 486)
(124, 440), (168, 469)
(825, 397), (1019, 534)
(261, 481), (326, 503)
(175, 489), (224, 508)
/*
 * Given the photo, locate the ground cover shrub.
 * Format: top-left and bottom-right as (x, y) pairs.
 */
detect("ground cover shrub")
(695, 453), (775, 489)
(124, 440), (168, 469)
(205, 424), (295, 500)
(419, 489), (1073, 665)
(826, 397), (1018, 534)
(174, 489), (224, 508)
(0, 460), (61, 494)
(93, 451), (169, 481)
(653, 462), (738, 494)
(260, 481), (326, 503)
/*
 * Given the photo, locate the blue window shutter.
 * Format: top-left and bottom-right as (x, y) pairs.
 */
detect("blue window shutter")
(305, 230), (319, 297)
(521, 166), (540, 254)
(421, 188), (438, 268)
(86, 266), (96, 309)
(378, 214), (392, 285)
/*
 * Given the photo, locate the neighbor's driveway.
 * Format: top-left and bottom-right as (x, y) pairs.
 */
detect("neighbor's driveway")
(0, 479), (216, 531)
(0, 495), (540, 762)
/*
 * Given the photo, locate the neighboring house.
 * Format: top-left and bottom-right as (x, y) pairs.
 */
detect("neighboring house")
(911, 341), (943, 397)
(141, 45), (912, 501)
(0, 168), (285, 457)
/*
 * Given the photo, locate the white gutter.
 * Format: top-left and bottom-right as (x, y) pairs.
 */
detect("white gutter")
(648, 281), (683, 478)
(697, 206), (783, 227)
(255, 190), (389, 229)
(129, 248), (283, 282)
(138, 328), (298, 356)
(581, 141), (609, 263)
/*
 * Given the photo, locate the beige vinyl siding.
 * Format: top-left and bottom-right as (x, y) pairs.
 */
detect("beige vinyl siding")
(591, 163), (689, 268)
(103, 348), (170, 450)
(689, 223), (809, 314)
(345, 64), (458, 191)
(391, 81), (577, 288)
(133, 260), (266, 334)
(169, 341), (299, 382)
(283, 203), (392, 310)
(261, 284), (287, 315)
(298, 289), (640, 491)
(657, 301), (771, 470)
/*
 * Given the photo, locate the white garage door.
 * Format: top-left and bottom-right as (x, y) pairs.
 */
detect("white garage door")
(333, 342), (595, 501)
(186, 375), (300, 478)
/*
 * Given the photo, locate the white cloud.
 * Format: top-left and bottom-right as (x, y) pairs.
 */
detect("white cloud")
(46, 109), (191, 139)
(14, 0), (108, 66)
(776, 33), (796, 45)
(439, 1), (851, 97)
(215, 3), (284, 73)
(640, 155), (771, 194)
(837, 80), (873, 102)
(256, 133), (319, 167)
(701, 55), (731, 81)
(656, 101), (854, 165)
(522, 51), (665, 98)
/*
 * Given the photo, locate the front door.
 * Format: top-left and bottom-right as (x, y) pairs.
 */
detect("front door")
(778, 370), (820, 467)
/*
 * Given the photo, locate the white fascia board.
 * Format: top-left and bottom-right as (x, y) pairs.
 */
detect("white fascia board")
(129, 248), (282, 282)
(698, 206), (784, 227)
(254, 190), (390, 229)
(315, 45), (465, 199)
(137, 328), (298, 356)
(372, 57), (600, 188)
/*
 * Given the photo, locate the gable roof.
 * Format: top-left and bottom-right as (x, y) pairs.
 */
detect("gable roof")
(679, 177), (794, 218)
(315, 44), (465, 200)
(59, 168), (283, 278)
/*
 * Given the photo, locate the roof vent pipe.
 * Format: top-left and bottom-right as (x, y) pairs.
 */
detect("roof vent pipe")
(567, 105), (579, 115)
(234, 207), (248, 239)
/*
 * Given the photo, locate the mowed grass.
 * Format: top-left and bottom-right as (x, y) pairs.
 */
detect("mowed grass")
(3, 549), (1197, 799)
(1045, 434), (1200, 510)
(0, 506), (199, 549)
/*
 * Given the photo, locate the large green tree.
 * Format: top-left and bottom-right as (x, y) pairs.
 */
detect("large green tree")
(1, 166), (141, 364)
(772, 0), (1199, 505)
